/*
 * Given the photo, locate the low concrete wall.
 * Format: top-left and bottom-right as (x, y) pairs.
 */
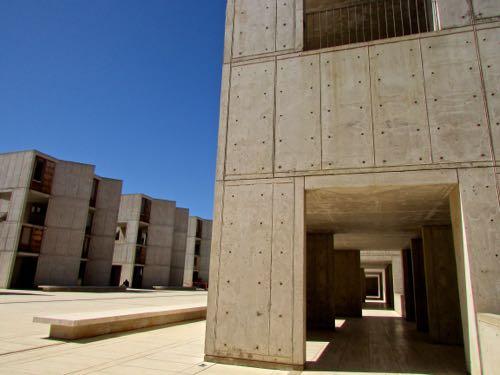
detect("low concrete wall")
(38, 286), (127, 293)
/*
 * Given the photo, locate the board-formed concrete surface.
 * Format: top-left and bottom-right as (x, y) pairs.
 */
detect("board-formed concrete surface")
(208, 1), (500, 371)
(0, 292), (466, 374)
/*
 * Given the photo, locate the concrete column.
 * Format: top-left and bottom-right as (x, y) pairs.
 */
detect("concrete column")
(411, 238), (429, 332)
(392, 254), (404, 315)
(450, 168), (500, 374)
(334, 250), (362, 317)
(306, 233), (335, 329)
(422, 225), (463, 345)
(360, 268), (366, 303)
(385, 264), (394, 309)
(204, 177), (306, 370)
(402, 249), (416, 322)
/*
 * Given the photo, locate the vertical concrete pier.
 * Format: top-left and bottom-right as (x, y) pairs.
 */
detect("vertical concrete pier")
(306, 233), (335, 329)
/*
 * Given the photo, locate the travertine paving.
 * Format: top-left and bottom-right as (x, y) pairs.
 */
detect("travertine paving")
(0, 291), (466, 374)
(0, 289), (207, 356)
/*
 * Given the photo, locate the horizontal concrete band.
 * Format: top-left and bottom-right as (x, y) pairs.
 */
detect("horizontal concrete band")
(34, 304), (207, 340)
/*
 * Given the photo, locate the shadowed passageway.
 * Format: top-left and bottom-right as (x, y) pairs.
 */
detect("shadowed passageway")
(306, 310), (466, 374)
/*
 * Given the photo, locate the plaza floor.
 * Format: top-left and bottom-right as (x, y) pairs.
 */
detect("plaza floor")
(0, 290), (466, 374)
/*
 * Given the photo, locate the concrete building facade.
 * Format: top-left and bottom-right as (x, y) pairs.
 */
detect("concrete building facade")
(111, 194), (190, 289)
(0, 150), (122, 289)
(205, 0), (500, 373)
(183, 216), (212, 288)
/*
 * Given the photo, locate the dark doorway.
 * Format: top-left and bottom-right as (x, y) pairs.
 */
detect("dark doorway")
(10, 256), (38, 289)
(365, 276), (380, 298)
(132, 266), (143, 289)
(110, 265), (122, 286)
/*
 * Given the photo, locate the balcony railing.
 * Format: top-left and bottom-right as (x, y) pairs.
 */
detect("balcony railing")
(304, 0), (436, 51)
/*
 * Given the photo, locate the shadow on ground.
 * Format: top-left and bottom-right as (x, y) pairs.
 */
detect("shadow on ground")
(306, 315), (466, 374)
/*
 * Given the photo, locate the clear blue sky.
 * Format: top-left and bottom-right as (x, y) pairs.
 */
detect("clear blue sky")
(0, 0), (227, 219)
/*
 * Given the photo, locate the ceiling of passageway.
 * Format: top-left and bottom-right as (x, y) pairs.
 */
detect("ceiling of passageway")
(306, 184), (454, 250)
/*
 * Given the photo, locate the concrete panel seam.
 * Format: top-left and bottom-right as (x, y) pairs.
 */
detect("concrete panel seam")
(223, 65), (233, 179)
(318, 53), (323, 169)
(230, 0), (237, 62)
(273, 57), (278, 176)
(472, 24), (497, 167)
(267, 182), (275, 355)
(367, 47), (376, 166)
(213, 183), (226, 350)
(418, 38), (435, 163)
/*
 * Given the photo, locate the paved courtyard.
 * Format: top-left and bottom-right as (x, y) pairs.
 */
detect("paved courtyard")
(0, 290), (465, 374)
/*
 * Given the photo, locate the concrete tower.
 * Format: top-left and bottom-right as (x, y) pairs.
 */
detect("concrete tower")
(205, 1), (500, 372)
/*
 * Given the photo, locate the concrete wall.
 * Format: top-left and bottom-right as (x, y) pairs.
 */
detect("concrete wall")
(207, 0), (500, 370)
(85, 178), (122, 286)
(35, 161), (94, 286)
(183, 217), (213, 287)
(142, 199), (176, 288)
(112, 195), (142, 284)
(223, 29), (498, 178)
(205, 178), (305, 368)
(0, 152), (34, 288)
(168, 208), (189, 286)
(199, 219), (212, 282)
(183, 216), (198, 287)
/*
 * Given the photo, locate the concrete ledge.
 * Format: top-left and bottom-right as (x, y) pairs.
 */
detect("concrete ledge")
(204, 355), (304, 371)
(34, 304), (206, 340)
(153, 286), (197, 291)
(38, 286), (127, 293)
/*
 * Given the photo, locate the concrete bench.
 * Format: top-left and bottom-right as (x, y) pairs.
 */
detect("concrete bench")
(38, 285), (127, 293)
(33, 304), (206, 340)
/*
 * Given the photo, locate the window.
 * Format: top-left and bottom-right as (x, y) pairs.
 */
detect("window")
(196, 219), (203, 238)
(81, 236), (90, 258)
(304, 0), (435, 50)
(20, 227), (32, 248)
(115, 230), (120, 241)
(137, 227), (148, 246)
(28, 203), (47, 226)
(90, 179), (99, 207)
(140, 198), (151, 223)
(30, 157), (55, 194)
(86, 211), (94, 235)
(195, 241), (201, 256)
(18, 226), (43, 253)
(32, 157), (45, 182)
